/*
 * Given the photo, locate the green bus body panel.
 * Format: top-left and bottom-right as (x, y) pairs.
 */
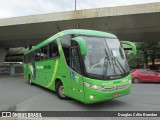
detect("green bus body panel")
(71, 37), (87, 56)
(23, 29), (133, 104)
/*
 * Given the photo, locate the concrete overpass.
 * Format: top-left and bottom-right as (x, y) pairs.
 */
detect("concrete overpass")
(0, 2), (160, 64)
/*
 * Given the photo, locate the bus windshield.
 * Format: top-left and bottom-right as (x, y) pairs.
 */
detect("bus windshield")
(82, 36), (130, 79)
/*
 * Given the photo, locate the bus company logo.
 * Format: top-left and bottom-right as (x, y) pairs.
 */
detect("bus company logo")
(36, 66), (44, 69)
(102, 82), (113, 86)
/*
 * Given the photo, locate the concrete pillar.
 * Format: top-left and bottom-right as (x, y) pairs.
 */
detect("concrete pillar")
(0, 48), (7, 65)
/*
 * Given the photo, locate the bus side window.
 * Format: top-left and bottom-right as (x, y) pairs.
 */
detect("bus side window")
(41, 45), (48, 60)
(30, 52), (35, 62)
(26, 54), (29, 63)
(24, 55), (27, 63)
(62, 47), (70, 66)
(26, 55), (28, 63)
(28, 54), (31, 63)
(49, 41), (59, 59)
(71, 48), (81, 73)
(35, 49), (41, 61)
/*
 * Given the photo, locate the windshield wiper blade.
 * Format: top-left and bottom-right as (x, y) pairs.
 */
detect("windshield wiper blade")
(114, 56), (126, 75)
(103, 49), (117, 78)
(103, 49), (109, 78)
(109, 50), (123, 75)
(102, 55), (109, 79)
(109, 49), (126, 75)
(104, 42), (117, 75)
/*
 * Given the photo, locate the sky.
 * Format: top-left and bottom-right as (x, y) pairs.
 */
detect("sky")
(0, 0), (160, 19)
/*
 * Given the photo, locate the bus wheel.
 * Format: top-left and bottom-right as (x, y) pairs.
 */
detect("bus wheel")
(56, 82), (68, 100)
(132, 78), (140, 83)
(28, 75), (32, 85)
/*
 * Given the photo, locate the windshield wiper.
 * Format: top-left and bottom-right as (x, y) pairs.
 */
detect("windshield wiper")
(103, 49), (117, 78)
(103, 39), (126, 77)
(110, 50), (126, 75)
(102, 50), (109, 78)
(104, 41), (117, 75)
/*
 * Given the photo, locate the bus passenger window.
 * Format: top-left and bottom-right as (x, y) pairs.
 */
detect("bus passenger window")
(49, 41), (59, 59)
(26, 55), (28, 63)
(41, 45), (48, 60)
(24, 55), (27, 63)
(35, 49), (41, 61)
(30, 52), (35, 61)
(27, 54), (30, 63)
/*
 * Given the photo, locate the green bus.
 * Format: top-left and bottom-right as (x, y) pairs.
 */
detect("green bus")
(23, 29), (136, 104)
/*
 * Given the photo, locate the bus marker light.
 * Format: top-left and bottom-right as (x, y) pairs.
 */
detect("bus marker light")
(78, 90), (83, 92)
(90, 95), (94, 99)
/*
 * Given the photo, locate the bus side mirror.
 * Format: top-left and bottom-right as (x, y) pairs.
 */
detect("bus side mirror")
(121, 41), (137, 55)
(71, 37), (87, 56)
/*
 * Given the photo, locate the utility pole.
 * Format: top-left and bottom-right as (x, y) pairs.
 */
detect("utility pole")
(75, 0), (77, 10)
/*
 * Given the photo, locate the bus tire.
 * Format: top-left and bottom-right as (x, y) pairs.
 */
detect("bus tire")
(132, 78), (140, 83)
(28, 75), (33, 85)
(56, 82), (68, 100)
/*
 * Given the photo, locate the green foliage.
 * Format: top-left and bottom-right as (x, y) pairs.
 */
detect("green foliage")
(125, 50), (144, 69)
(126, 41), (160, 70)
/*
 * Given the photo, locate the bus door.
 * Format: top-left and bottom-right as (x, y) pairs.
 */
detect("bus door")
(70, 47), (84, 102)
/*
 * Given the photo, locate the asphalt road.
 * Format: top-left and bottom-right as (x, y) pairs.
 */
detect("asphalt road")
(0, 75), (160, 112)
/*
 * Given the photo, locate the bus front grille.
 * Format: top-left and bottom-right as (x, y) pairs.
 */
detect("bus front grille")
(117, 83), (129, 90)
(103, 86), (116, 91)
(104, 83), (129, 91)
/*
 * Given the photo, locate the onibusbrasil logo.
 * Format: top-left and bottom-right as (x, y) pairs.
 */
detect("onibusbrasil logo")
(1, 112), (42, 118)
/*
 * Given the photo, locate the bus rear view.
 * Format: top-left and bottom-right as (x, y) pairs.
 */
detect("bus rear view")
(23, 29), (136, 104)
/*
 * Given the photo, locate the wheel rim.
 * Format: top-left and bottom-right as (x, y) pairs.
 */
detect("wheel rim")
(59, 85), (65, 98)
(133, 78), (139, 83)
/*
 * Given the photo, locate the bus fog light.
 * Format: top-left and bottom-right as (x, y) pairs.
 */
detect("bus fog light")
(90, 95), (94, 99)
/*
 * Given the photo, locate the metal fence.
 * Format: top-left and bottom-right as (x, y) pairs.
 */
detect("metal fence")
(0, 65), (23, 75)
(0, 66), (10, 75)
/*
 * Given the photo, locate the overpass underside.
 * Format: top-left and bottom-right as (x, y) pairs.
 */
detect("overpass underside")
(0, 2), (159, 48)
(0, 13), (160, 48)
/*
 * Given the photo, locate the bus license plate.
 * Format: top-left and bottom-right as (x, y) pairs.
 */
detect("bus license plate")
(113, 92), (121, 97)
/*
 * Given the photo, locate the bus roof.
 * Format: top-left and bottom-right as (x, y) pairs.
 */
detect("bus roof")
(24, 29), (117, 55)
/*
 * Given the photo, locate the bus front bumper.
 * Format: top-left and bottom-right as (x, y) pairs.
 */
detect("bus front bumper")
(83, 84), (132, 104)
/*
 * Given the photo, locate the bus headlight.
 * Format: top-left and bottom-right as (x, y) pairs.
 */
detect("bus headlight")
(92, 85), (104, 90)
(83, 82), (104, 90)
(128, 79), (132, 83)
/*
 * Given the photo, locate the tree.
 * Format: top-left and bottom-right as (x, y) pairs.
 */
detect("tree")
(125, 41), (160, 70)
(141, 41), (160, 70)
(126, 50), (144, 69)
